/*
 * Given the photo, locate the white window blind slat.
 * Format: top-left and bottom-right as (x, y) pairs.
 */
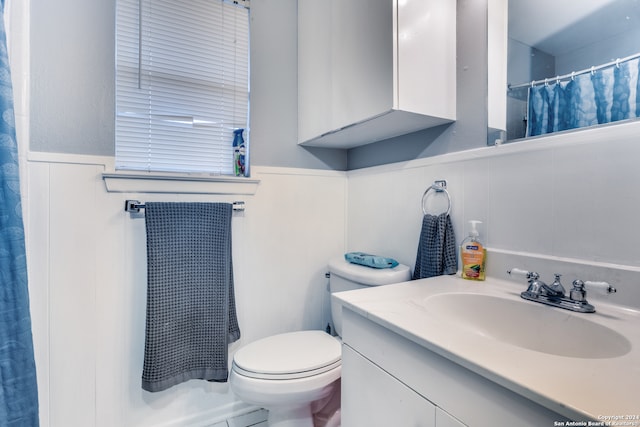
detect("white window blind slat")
(115, 0), (249, 175)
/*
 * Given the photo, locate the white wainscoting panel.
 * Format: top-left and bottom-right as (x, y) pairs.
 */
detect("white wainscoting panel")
(346, 123), (640, 309)
(26, 156), (346, 427)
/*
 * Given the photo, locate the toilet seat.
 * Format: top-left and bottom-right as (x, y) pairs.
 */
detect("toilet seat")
(232, 330), (341, 380)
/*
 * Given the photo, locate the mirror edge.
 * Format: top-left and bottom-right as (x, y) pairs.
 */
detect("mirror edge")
(487, 0), (508, 146)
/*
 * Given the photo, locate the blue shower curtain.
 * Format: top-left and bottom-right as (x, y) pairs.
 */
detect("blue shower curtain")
(0, 1), (40, 425)
(527, 57), (640, 137)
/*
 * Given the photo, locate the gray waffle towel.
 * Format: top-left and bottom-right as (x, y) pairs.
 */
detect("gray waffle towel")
(142, 202), (240, 392)
(412, 213), (457, 280)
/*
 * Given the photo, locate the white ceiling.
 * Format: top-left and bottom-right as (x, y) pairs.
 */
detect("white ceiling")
(508, 0), (640, 55)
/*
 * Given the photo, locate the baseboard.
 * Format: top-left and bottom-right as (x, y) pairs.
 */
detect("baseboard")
(152, 402), (264, 427)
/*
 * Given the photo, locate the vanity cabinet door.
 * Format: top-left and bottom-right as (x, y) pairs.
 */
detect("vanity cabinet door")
(340, 307), (568, 427)
(436, 407), (467, 427)
(342, 345), (436, 427)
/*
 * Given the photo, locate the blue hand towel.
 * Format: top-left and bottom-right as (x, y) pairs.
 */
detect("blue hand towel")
(412, 213), (457, 280)
(345, 252), (399, 269)
(142, 202), (240, 392)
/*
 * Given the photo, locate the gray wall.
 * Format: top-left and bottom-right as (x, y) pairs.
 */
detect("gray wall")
(248, 0), (346, 170)
(29, 0), (488, 172)
(31, 0), (115, 156)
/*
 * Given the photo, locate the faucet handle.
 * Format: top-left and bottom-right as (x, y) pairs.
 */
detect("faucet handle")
(508, 268), (533, 278)
(570, 279), (616, 303)
(584, 280), (617, 294)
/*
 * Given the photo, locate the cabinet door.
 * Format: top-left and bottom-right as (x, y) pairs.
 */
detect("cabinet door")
(342, 345), (436, 427)
(397, 0), (456, 117)
(297, 0), (332, 143)
(331, 0), (393, 131)
(436, 407), (467, 427)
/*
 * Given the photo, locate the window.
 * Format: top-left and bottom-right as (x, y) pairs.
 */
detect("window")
(115, 0), (250, 176)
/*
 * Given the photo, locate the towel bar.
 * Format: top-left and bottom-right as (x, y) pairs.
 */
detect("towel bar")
(421, 180), (451, 216)
(125, 200), (245, 213)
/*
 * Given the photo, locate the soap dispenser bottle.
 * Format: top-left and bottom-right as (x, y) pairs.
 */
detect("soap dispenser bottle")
(461, 220), (486, 281)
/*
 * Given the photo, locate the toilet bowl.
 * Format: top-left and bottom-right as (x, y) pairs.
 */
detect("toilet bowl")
(230, 331), (341, 427)
(229, 257), (411, 426)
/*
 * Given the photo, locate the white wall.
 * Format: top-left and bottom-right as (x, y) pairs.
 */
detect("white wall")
(26, 156), (346, 427)
(347, 121), (640, 311)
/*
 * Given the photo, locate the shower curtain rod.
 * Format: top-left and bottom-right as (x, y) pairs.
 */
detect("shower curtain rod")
(509, 51), (640, 90)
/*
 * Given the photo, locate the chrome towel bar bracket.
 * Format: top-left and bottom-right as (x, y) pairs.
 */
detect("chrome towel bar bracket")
(124, 199), (245, 214)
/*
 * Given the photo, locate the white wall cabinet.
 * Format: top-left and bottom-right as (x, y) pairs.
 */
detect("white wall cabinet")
(298, 0), (456, 148)
(341, 308), (568, 427)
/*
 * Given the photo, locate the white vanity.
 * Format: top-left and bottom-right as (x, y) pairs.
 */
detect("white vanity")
(334, 275), (640, 426)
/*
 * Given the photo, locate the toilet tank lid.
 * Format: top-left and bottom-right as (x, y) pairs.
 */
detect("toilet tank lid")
(328, 256), (411, 286)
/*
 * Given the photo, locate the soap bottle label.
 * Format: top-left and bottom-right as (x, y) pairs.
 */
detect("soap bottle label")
(461, 242), (486, 281)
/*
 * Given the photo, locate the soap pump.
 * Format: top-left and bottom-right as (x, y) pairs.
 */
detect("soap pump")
(460, 220), (486, 281)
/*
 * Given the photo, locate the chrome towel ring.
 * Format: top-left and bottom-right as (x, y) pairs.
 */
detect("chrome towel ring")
(421, 180), (451, 216)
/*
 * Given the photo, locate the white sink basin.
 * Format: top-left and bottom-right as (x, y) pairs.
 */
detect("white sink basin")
(414, 293), (631, 359)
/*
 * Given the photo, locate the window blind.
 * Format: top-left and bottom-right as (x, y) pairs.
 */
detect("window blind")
(115, 0), (249, 175)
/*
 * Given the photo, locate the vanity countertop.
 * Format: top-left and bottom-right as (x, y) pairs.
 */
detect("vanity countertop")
(333, 275), (640, 422)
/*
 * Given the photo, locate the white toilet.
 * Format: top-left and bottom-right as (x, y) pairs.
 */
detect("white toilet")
(229, 256), (411, 427)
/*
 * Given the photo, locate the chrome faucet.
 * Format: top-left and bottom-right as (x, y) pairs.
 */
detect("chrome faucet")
(507, 268), (616, 313)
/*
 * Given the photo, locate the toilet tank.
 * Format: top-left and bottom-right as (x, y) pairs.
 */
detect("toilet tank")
(328, 256), (410, 337)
